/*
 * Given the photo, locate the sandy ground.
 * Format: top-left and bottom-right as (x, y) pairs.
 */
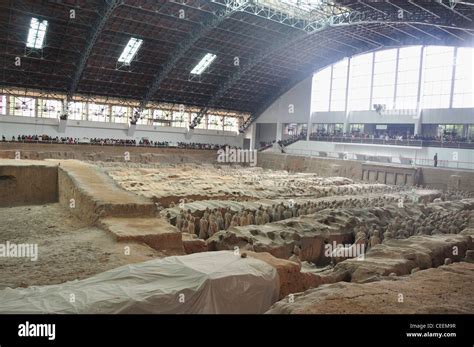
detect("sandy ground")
(0, 204), (169, 289)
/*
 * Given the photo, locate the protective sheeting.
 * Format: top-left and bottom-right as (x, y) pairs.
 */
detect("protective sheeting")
(0, 251), (280, 314)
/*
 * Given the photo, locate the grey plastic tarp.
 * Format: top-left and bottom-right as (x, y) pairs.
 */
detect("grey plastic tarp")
(0, 251), (280, 314)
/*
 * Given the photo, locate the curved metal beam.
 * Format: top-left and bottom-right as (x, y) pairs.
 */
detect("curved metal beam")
(191, 8), (474, 130)
(67, 0), (123, 100)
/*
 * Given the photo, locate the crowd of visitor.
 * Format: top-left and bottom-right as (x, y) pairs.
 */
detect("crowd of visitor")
(309, 131), (472, 143)
(1, 135), (238, 150)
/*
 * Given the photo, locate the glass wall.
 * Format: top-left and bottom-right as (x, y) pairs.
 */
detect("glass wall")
(422, 46), (454, 109)
(372, 48), (397, 110)
(395, 46), (421, 110)
(0, 95), (6, 115)
(88, 103), (108, 122)
(348, 53), (372, 111)
(207, 114), (223, 130)
(224, 116), (238, 132)
(68, 102), (85, 120)
(172, 111), (188, 128)
(111, 105), (129, 123)
(311, 65), (331, 112)
(453, 47), (474, 108)
(10, 97), (35, 117)
(1, 94), (244, 131)
(312, 45), (474, 113)
(37, 99), (62, 118)
(330, 58), (348, 111)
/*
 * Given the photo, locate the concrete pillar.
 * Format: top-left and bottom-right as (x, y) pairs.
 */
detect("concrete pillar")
(343, 57), (351, 134)
(449, 47), (458, 109)
(5, 95), (10, 116)
(414, 46), (425, 136)
(393, 48), (400, 109)
(85, 102), (89, 121)
(106, 105), (112, 123)
(462, 124), (469, 138)
(306, 118), (311, 141)
(247, 123), (257, 149)
(276, 122), (283, 141)
(62, 98), (68, 118)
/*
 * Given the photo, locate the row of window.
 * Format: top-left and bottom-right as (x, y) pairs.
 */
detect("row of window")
(0, 96), (241, 132)
(312, 46), (474, 112)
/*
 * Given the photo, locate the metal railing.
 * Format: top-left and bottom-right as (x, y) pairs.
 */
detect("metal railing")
(282, 147), (474, 171)
(308, 136), (474, 149)
(0, 140), (223, 150)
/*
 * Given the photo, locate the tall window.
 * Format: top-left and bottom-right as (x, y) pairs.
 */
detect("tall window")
(453, 47), (474, 108)
(152, 109), (172, 126)
(224, 116), (239, 132)
(68, 102), (85, 120)
(372, 49), (397, 110)
(111, 105), (129, 123)
(422, 46), (454, 109)
(194, 113), (207, 129)
(88, 103), (108, 122)
(38, 99), (61, 118)
(348, 53), (373, 111)
(330, 58), (348, 111)
(207, 114), (223, 130)
(395, 46), (421, 110)
(0, 95), (6, 115)
(135, 108), (150, 125)
(172, 111), (188, 127)
(311, 65), (331, 112)
(10, 97), (35, 117)
(350, 123), (364, 133)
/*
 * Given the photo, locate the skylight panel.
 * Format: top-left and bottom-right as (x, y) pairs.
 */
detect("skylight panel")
(191, 53), (217, 75)
(118, 37), (143, 65)
(26, 17), (48, 49)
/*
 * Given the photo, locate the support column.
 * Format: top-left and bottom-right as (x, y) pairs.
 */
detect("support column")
(369, 52), (375, 111)
(248, 123), (257, 149)
(33, 98), (38, 118)
(62, 98), (68, 117)
(343, 57), (351, 134)
(306, 118), (311, 141)
(276, 122), (283, 141)
(393, 48), (400, 109)
(462, 124), (469, 138)
(85, 102), (89, 121)
(449, 47), (458, 109)
(414, 46), (425, 136)
(106, 105), (112, 123)
(5, 94), (10, 116)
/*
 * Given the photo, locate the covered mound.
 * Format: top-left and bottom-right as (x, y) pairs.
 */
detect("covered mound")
(0, 251), (279, 314)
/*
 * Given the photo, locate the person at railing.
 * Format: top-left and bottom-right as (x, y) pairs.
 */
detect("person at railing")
(434, 153), (438, 167)
(1, 134), (242, 150)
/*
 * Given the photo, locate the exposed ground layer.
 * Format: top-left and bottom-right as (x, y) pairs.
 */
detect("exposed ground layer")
(0, 144), (218, 164)
(0, 204), (170, 289)
(266, 262), (474, 314)
(105, 164), (374, 204)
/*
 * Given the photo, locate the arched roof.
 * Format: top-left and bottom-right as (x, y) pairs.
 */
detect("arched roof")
(0, 0), (472, 129)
